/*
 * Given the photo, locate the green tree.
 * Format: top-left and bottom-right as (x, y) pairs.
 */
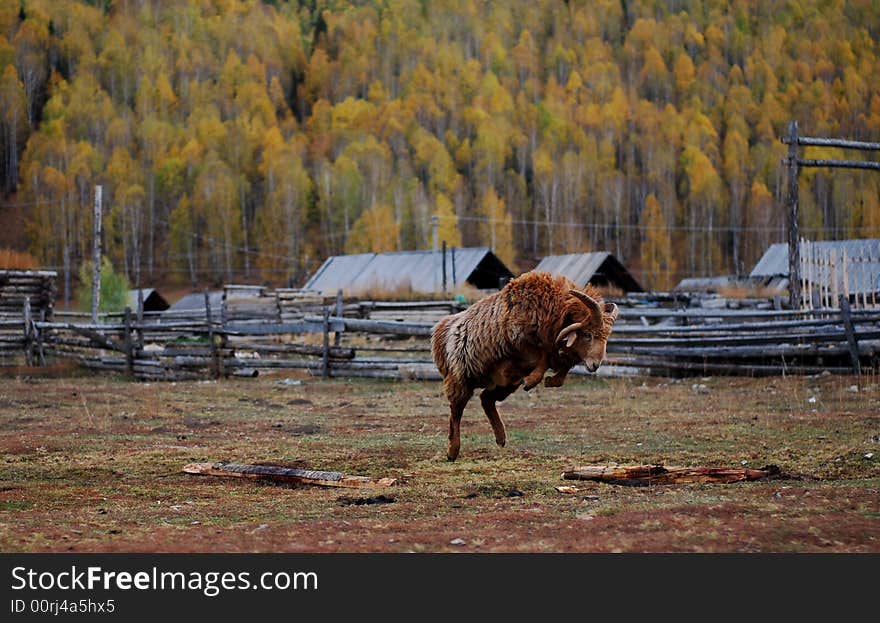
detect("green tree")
(76, 257), (130, 313)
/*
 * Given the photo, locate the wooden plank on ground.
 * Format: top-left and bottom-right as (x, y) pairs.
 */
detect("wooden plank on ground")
(183, 461), (397, 488)
(561, 463), (782, 485)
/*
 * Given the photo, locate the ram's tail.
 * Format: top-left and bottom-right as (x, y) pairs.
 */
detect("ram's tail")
(431, 315), (453, 378)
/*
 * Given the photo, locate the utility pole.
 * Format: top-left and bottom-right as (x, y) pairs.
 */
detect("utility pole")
(91, 185), (102, 323)
(431, 215), (439, 293)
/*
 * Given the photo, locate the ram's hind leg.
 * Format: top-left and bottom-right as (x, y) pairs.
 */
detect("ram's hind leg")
(445, 382), (473, 462)
(480, 384), (519, 449)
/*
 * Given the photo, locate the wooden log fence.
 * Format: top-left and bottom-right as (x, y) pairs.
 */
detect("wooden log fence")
(2, 289), (878, 379)
(605, 305), (879, 376)
(782, 122), (880, 307)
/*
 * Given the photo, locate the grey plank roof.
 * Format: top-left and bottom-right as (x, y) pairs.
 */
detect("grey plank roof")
(750, 243), (791, 278)
(167, 291), (223, 314)
(534, 252), (643, 292)
(128, 288), (155, 308)
(674, 276), (734, 292)
(304, 247), (512, 294)
(751, 239), (880, 294)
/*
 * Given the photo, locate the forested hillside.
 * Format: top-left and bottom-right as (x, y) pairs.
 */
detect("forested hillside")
(1, 0), (879, 291)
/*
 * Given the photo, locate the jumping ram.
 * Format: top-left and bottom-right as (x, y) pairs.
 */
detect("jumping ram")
(431, 270), (620, 461)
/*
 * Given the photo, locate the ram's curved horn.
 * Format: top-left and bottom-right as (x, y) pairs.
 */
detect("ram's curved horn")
(555, 322), (583, 345)
(603, 302), (619, 323)
(569, 289), (603, 327)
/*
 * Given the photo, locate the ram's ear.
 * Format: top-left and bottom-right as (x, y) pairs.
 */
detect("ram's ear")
(565, 332), (578, 348)
(603, 302), (619, 323)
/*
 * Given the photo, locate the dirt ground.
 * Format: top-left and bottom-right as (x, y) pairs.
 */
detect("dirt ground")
(1, 367), (878, 552)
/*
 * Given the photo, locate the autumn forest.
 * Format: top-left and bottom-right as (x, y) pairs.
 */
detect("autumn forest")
(1, 0), (879, 294)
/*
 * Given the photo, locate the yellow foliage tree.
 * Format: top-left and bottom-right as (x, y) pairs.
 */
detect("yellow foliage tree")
(434, 193), (461, 248)
(640, 194), (676, 291)
(345, 203), (399, 254)
(478, 188), (515, 269)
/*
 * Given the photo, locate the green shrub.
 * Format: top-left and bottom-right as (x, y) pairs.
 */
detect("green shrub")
(77, 258), (130, 313)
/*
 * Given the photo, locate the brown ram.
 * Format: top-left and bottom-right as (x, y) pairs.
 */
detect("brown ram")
(431, 270), (619, 461)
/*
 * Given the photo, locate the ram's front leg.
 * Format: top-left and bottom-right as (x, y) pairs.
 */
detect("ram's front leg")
(544, 365), (570, 388)
(522, 352), (549, 391)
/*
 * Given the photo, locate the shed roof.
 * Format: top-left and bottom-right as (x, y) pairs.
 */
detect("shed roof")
(751, 239), (880, 294)
(127, 288), (170, 312)
(533, 252), (643, 292)
(167, 291), (223, 314)
(304, 247), (514, 295)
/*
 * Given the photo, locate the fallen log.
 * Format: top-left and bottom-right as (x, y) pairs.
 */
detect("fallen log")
(561, 463), (782, 486)
(183, 461), (397, 488)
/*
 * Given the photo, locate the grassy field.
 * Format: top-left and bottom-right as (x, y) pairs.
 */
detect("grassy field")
(0, 368), (878, 552)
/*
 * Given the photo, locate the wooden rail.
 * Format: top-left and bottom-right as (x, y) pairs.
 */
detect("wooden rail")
(3, 291), (879, 379)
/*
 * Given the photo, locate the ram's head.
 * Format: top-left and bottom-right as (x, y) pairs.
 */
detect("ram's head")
(554, 290), (620, 373)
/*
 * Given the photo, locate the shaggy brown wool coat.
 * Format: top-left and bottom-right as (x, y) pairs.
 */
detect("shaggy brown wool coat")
(432, 271), (617, 461)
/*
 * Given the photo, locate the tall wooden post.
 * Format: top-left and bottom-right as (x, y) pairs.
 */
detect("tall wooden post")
(786, 122), (801, 309)
(451, 246), (457, 290)
(23, 296), (32, 366)
(333, 289), (343, 347)
(136, 287), (144, 351)
(838, 295), (861, 376)
(431, 214), (439, 293)
(322, 306), (330, 379)
(205, 289), (218, 379)
(91, 185), (103, 322)
(442, 240), (447, 293)
(123, 306), (134, 377)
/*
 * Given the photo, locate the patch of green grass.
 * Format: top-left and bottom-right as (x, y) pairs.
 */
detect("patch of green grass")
(0, 500), (33, 511)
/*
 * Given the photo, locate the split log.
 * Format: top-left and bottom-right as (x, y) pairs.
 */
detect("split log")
(303, 315), (434, 336)
(183, 461), (397, 488)
(221, 343), (355, 359)
(602, 358), (856, 376)
(561, 463), (782, 486)
(65, 324), (125, 352)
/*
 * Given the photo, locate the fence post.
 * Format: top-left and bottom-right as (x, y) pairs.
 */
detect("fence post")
(830, 248), (839, 309)
(91, 185), (102, 323)
(136, 287), (144, 351)
(205, 290), (219, 379)
(322, 306), (331, 379)
(23, 296), (33, 366)
(798, 238), (807, 309)
(838, 295), (861, 376)
(451, 246), (457, 290)
(333, 289), (343, 347)
(786, 121), (801, 309)
(123, 306), (134, 377)
(442, 240), (447, 293)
